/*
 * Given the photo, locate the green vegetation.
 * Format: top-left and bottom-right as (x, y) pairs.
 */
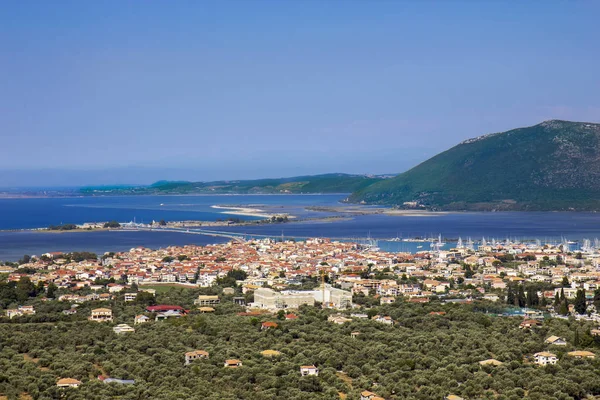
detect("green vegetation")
(103, 221), (121, 228)
(47, 224), (78, 231)
(1, 282), (600, 400)
(80, 173), (384, 195)
(350, 120), (600, 210)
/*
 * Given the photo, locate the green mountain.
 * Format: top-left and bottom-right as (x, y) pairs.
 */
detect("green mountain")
(349, 120), (600, 210)
(81, 173), (384, 195)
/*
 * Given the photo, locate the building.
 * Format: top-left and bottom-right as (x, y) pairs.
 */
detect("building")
(89, 308), (113, 322)
(253, 288), (314, 310)
(185, 350), (209, 365)
(545, 336), (567, 346)
(567, 351), (595, 359)
(124, 293), (138, 302)
(194, 295), (220, 306)
(261, 321), (278, 330)
(57, 378), (82, 388)
(328, 315), (352, 324)
(113, 324), (135, 334)
(253, 285), (352, 310)
(134, 315), (150, 324)
(300, 365), (319, 376)
(361, 392), (385, 400)
(224, 359), (242, 368)
(223, 287), (235, 295)
(533, 352), (558, 366)
(313, 285), (353, 309)
(6, 305), (36, 319)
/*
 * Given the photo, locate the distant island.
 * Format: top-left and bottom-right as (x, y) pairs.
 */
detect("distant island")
(80, 173), (386, 196)
(75, 120), (600, 211)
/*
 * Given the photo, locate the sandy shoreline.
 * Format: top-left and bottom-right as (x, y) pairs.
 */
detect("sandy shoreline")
(211, 205), (293, 219)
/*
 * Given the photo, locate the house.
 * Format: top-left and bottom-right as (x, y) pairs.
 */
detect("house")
(89, 308), (113, 322)
(155, 310), (183, 321)
(222, 287), (235, 295)
(350, 331), (361, 339)
(372, 315), (394, 325)
(124, 293), (138, 302)
(57, 378), (82, 388)
(134, 315), (150, 324)
(520, 319), (541, 329)
(533, 352), (558, 366)
(361, 391), (384, 400)
(591, 329), (600, 336)
(380, 296), (395, 304)
(545, 336), (567, 346)
(285, 313), (298, 320)
(98, 376), (135, 385)
(567, 350), (595, 359)
(300, 365), (319, 376)
(478, 359), (503, 367)
(62, 308), (77, 315)
(6, 305), (36, 319)
(328, 315), (352, 324)
(198, 306), (215, 313)
(146, 305), (186, 314)
(113, 324), (135, 334)
(194, 295), (220, 306)
(445, 396), (465, 400)
(224, 359), (242, 368)
(185, 350), (209, 365)
(261, 321), (278, 330)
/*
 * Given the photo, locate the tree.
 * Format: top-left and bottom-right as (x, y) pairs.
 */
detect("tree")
(517, 285), (526, 307)
(103, 220), (121, 228)
(554, 292), (560, 307)
(559, 298), (569, 316)
(574, 289), (586, 315)
(46, 282), (58, 299)
(506, 286), (515, 305)
(18, 255), (31, 265)
(15, 277), (36, 302)
(159, 219), (167, 226)
(594, 288), (600, 310)
(561, 276), (570, 287)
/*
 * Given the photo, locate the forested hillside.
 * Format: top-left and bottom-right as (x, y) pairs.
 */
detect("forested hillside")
(1, 285), (600, 400)
(350, 120), (600, 210)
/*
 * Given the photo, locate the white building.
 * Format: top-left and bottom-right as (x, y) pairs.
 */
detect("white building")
(534, 352), (558, 366)
(300, 365), (319, 376)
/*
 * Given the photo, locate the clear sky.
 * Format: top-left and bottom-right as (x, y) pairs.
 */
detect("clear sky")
(2, 1), (600, 186)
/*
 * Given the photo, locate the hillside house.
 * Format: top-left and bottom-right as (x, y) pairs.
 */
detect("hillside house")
(89, 308), (113, 322)
(224, 359), (242, 368)
(185, 350), (209, 365)
(57, 378), (82, 388)
(533, 352), (558, 366)
(545, 336), (567, 346)
(300, 365), (319, 376)
(113, 324), (135, 334)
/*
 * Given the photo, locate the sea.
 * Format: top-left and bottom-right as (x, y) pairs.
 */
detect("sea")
(1, 194), (600, 260)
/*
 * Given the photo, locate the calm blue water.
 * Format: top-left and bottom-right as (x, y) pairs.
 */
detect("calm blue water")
(0, 194), (343, 230)
(0, 231), (228, 261)
(2, 194), (600, 260)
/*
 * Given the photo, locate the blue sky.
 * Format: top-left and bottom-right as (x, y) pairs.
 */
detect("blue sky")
(1, 1), (600, 186)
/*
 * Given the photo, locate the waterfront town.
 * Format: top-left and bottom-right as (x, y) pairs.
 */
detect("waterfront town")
(3, 237), (600, 316)
(2, 237), (600, 399)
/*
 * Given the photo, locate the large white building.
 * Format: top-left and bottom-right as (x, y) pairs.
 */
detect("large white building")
(252, 285), (352, 310)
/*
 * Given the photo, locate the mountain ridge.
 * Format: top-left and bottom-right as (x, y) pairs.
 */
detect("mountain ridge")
(348, 120), (600, 211)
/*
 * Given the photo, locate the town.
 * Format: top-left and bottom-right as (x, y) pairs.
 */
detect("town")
(1, 237), (600, 399)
